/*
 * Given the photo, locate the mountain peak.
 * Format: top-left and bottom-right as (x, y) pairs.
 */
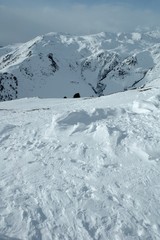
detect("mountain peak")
(0, 30), (160, 101)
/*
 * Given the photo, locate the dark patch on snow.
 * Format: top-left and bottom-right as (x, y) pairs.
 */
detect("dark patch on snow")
(73, 93), (80, 98)
(48, 53), (59, 72)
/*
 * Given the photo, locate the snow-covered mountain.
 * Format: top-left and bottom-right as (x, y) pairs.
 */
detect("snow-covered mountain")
(1, 29), (160, 240)
(1, 30), (160, 101)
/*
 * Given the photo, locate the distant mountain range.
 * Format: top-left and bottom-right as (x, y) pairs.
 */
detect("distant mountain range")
(0, 30), (160, 101)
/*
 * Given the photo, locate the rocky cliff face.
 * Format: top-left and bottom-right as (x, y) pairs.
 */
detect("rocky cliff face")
(0, 73), (18, 101)
(0, 30), (160, 101)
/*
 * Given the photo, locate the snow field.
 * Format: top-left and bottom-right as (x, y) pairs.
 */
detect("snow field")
(0, 88), (160, 239)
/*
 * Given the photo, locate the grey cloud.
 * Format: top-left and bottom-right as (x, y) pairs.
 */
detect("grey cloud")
(0, 4), (160, 45)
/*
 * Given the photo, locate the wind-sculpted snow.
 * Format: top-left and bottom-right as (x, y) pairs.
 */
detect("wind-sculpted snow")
(1, 30), (160, 100)
(0, 87), (160, 239)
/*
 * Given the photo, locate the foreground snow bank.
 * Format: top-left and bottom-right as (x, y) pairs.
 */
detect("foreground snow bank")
(0, 88), (160, 240)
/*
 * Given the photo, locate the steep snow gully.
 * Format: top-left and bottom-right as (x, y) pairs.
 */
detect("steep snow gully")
(0, 86), (160, 239)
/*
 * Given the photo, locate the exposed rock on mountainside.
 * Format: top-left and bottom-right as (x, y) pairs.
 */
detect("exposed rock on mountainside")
(0, 30), (160, 101)
(0, 73), (18, 101)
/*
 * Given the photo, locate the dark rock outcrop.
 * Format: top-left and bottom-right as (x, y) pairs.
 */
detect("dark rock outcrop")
(0, 73), (18, 101)
(73, 93), (80, 98)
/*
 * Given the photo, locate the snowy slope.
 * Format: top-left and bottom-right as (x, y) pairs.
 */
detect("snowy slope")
(0, 84), (160, 239)
(1, 30), (160, 100)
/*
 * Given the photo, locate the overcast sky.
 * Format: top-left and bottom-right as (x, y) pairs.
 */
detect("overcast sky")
(1, 0), (160, 45)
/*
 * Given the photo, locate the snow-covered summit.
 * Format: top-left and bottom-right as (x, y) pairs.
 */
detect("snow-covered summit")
(1, 30), (160, 100)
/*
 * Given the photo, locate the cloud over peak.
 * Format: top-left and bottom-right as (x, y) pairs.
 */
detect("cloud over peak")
(0, 3), (160, 45)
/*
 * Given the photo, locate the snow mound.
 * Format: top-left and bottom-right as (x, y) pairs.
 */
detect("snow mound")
(132, 100), (157, 114)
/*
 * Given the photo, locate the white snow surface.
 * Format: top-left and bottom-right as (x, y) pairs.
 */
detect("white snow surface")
(0, 85), (160, 240)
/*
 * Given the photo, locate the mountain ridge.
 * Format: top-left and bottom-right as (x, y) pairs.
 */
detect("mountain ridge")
(0, 30), (160, 101)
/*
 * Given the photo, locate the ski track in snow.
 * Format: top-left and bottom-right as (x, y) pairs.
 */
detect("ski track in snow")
(0, 90), (160, 240)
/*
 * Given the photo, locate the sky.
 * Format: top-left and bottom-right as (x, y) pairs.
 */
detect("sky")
(0, 0), (160, 45)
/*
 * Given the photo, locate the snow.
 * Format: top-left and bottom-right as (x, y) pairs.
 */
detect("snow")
(0, 84), (160, 240)
(1, 29), (160, 100)
(131, 33), (142, 41)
